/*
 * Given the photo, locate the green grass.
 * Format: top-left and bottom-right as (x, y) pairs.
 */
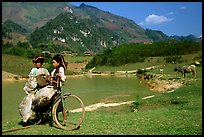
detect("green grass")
(2, 54), (93, 76)
(2, 54), (34, 76)
(2, 72), (202, 135)
(2, 80), (202, 135)
(92, 51), (202, 73)
(64, 55), (93, 63)
(2, 53), (202, 135)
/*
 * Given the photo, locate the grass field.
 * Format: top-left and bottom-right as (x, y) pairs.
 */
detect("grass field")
(2, 52), (202, 135)
(2, 78), (202, 135)
(63, 55), (93, 63)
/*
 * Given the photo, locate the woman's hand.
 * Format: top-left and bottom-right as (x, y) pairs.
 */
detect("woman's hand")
(45, 75), (51, 82)
(55, 73), (61, 78)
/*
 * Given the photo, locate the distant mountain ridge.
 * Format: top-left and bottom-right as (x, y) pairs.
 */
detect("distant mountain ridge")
(2, 2), (67, 32)
(2, 2), (200, 53)
(169, 35), (200, 41)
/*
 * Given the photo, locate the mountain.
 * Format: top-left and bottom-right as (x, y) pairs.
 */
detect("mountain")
(72, 3), (150, 42)
(2, 19), (28, 37)
(145, 29), (169, 42)
(169, 34), (200, 42)
(2, 2), (67, 32)
(2, 2), (153, 53)
(28, 12), (121, 53)
(2, 19), (27, 32)
(2, 19), (28, 44)
(2, 2), (150, 42)
(2, 2), (199, 54)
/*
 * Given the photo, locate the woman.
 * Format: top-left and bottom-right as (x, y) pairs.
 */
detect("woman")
(50, 54), (67, 90)
(19, 55), (50, 127)
(23, 55), (50, 94)
(49, 54), (68, 123)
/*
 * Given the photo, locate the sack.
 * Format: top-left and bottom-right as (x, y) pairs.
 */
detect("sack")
(36, 74), (49, 87)
(18, 93), (36, 122)
(23, 76), (37, 94)
(32, 86), (55, 107)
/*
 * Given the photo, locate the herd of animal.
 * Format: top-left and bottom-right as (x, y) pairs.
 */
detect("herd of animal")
(137, 62), (199, 79)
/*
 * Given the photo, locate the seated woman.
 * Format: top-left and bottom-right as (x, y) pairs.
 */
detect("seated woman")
(19, 55), (50, 127)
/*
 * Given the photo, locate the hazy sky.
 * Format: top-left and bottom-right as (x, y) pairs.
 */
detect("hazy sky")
(70, 2), (202, 38)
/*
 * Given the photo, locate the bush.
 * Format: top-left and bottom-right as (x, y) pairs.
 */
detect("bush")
(130, 100), (140, 112)
(165, 56), (183, 63)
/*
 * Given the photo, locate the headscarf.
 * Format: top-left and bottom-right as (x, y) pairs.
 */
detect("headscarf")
(33, 55), (45, 64)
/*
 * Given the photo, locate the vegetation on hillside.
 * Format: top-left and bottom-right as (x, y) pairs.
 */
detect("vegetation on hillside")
(145, 29), (169, 42)
(86, 40), (202, 68)
(3, 2), (200, 55)
(2, 19), (28, 39)
(2, 3), (200, 55)
(2, 41), (36, 58)
(27, 12), (121, 53)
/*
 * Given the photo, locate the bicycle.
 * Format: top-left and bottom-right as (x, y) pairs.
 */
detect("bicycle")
(30, 77), (85, 131)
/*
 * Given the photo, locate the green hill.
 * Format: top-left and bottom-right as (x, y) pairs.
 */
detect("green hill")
(2, 2), (200, 55)
(2, 2), (67, 32)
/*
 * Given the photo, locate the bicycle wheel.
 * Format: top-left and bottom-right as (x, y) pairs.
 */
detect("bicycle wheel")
(52, 93), (85, 130)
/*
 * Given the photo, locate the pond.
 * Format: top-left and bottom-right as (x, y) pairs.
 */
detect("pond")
(2, 75), (155, 123)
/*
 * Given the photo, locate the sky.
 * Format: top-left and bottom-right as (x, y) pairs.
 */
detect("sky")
(70, 2), (202, 38)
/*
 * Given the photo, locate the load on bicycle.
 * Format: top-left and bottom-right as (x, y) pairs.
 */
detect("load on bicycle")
(18, 54), (85, 131)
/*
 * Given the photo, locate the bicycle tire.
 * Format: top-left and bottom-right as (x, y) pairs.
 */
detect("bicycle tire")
(52, 94), (85, 130)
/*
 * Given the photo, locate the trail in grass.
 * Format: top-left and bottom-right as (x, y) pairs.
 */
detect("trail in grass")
(71, 94), (160, 112)
(71, 88), (181, 112)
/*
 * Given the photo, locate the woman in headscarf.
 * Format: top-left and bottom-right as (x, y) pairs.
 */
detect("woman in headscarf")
(19, 55), (50, 127)
(23, 55), (50, 94)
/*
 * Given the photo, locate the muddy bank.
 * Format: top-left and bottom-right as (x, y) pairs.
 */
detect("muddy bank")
(2, 71), (27, 81)
(145, 77), (183, 92)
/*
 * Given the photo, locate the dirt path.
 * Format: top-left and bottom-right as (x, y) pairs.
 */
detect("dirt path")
(71, 93), (171, 112)
(70, 101), (134, 112)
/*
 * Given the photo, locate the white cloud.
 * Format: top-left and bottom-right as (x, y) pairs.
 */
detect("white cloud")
(180, 6), (186, 10)
(167, 12), (174, 15)
(144, 14), (173, 25)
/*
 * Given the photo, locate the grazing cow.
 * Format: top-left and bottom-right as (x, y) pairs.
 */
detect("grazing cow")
(173, 65), (196, 78)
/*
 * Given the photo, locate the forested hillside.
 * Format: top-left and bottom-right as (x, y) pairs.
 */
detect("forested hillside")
(2, 2), (201, 57)
(86, 40), (202, 68)
(28, 12), (121, 53)
(2, 2), (176, 55)
(2, 19), (27, 38)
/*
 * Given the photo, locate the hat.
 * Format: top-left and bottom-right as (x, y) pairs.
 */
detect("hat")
(33, 55), (45, 64)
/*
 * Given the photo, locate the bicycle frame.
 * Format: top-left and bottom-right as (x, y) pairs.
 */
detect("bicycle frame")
(50, 76), (69, 110)
(51, 91), (71, 106)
